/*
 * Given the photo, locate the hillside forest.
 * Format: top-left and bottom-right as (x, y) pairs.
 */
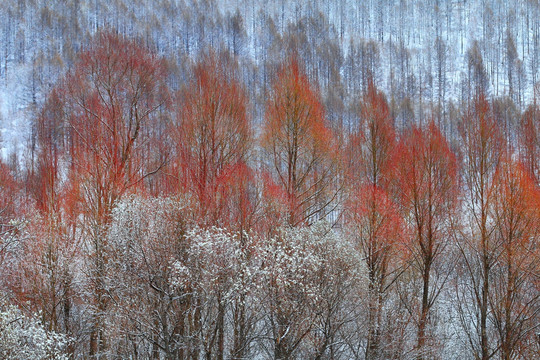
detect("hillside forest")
(0, 1), (539, 359)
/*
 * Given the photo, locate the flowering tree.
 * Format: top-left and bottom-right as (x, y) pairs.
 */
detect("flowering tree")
(107, 195), (261, 359)
(6, 212), (80, 351)
(106, 195), (190, 359)
(172, 226), (260, 360)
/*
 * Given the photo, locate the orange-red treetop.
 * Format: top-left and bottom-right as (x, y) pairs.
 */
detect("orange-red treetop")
(459, 93), (503, 188)
(344, 80), (405, 273)
(346, 79), (396, 190)
(346, 182), (407, 262)
(35, 32), (169, 224)
(262, 57), (338, 226)
(393, 120), (459, 257)
(493, 156), (540, 252)
(172, 52), (252, 227)
(263, 58), (331, 155)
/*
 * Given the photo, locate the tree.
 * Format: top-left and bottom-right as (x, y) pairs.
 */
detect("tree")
(434, 36), (447, 126)
(491, 157), (540, 360)
(32, 89), (66, 216)
(172, 52), (252, 228)
(505, 30), (518, 102)
(7, 210), (80, 355)
(344, 80), (404, 359)
(106, 195), (191, 359)
(306, 223), (365, 360)
(0, 160), (22, 298)
(346, 185), (404, 359)
(262, 57), (339, 226)
(0, 160), (18, 237)
(0, 302), (70, 360)
(466, 41), (489, 104)
(519, 104), (539, 184)
(347, 80), (395, 189)
(393, 120), (458, 357)
(359, 40), (381, 94)
(227, 9), (246, 56)
(38, 32), (169, 358)
(260, 222), (363, 359)
(23, 88), (83, 356)
(457, 94), (503, 360)
(177, 226), (259, 360)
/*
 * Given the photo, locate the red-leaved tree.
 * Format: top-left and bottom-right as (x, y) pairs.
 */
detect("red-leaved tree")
(394, 120), (459, 357)
(344, 80), (405, 359)
(457, 93), (504, 360)
(171, 52), (253, 229)
(262, 57), (339, 226)
(491, 157), (540, 360)
(35, 32), (170, 357)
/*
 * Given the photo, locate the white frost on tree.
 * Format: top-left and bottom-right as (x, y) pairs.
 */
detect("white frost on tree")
(0, 303), (69, 360)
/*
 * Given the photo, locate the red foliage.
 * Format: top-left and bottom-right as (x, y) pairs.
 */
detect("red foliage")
(31, 33), (171, 356)
(343, 80), (402, 359)
(492, 157), (540, 254)
(459, 93), (503, 193)
(490, 156), (540, 359)
(457, 93), (506, 360)
(346, 79), (396, 189)
(35, 32), (170, 225)
(394, 120), (459, 213)
(69, 33), (168, 213)
(262, 57), (338, 225)
(33, 89), (65, 214)
(172, 52), (252, 227)
(347, 183), (406, 260)
(393, 119), (459, 351)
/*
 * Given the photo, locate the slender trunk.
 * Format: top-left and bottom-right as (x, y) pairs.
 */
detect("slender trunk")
(178, 300), (186, 360)
(501, 252), (514, 360)
(63, 276), (74, 356)
(417, 259), (431, 359)
(232, 297), (247, 359)
(153, 316), (161, 360)
(480, 199), (490, 360)
(131, 334), (138, 359)
(275, 337), (288, 360)
(217, 300), (225, 360)
(274, 308), (289, 360)
(90, 328), (97, 357)
(480, 254), (489, 360)
(366, 276), (380, 360)
(191, 298), (201, 360)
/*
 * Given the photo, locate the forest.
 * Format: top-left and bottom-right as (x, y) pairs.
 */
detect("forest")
(0, 0), (539, 359)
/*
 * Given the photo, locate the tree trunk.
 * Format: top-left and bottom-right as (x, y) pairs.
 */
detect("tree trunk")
(217, 300), (225, 360)
(417, 258), (432, 359)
